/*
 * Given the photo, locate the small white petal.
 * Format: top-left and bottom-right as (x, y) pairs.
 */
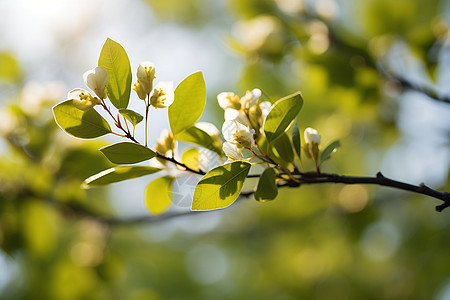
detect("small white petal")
(224, 108), (250, 126)
(83, 66), (108, 99)
(217, 92), (231, 109)
(68, 88), (100, 111)
(223, 142), (244, 161)
(251, 88), (262, 100)
(67, 88), (89, 100)
(222, 120), (238, 141)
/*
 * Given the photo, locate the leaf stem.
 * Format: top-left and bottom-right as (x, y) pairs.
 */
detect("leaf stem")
(145, 94), (150, 147)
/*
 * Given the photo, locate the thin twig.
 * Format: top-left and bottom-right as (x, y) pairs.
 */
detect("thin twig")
(156, 152), (206, 175)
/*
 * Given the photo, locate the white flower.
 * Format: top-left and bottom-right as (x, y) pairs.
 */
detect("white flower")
(217, 92), (241, 110)
(222, 120), (255, 149)
(136, 61), (156, 94)
(217, 89), (263, 129)
(222, 141), (245, 162)
(83, 66), (108, 99)
(68, 88), (101, 111)
(150, 81), (174, 109)
(304, 127), (321, 144)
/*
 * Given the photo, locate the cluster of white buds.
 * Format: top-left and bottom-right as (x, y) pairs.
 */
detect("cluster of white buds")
(133, 62), (174, 109)
(217, 89), (271, 162)
(217, 88), (271, 133)
(69, 66), (108, 111)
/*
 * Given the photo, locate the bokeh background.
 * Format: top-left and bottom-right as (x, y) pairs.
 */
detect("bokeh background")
(1, 0), (450, 299)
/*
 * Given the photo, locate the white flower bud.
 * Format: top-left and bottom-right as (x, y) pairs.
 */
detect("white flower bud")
(136, 61), (155, 94)
(304, 127), (321, 144)
(133, 80), (147, 100)
(83, 66), (108, 99)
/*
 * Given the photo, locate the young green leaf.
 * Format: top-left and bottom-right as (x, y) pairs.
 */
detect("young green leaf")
(264, 92), (303, 142)
(292, 121), (301, 160)
(320, 140), (340, 164)
(182, 148), (200, 171)
(254, 168), (278, 202)
(100, 142), (156, 164)
(82, 166), (161, 188)
(169, 71), (206, 135)
(145, 176), (175, 216)
(98, 38), (132, 109)
(258, 133), (293, 168)
(53, 100), (111, 139)
(176, 126), (223, 156)
(269, 133), (294, 167)
(119, 108), (143, 126)
(192, 161), (251, 211)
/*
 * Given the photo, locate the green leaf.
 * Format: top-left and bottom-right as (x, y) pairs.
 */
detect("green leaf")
(292, 121), (301, 160)
(98, 38), (132, 109)
(82, 166), (161, 188)
(258, 133), (293, 168)
(100, 142), (156, 164)
(269, 133), (294, 167)
(145, 176), (175, 216)
(169, 71), (206, 135)
(182, 148), (199, 171)
(264, 92), (303, 142)
(192, 161), (251, 211)
(53, 100), (111, 139)
(176, 126), (223, 155)
(320, 140), (340, 164)
(119, 109), (143, 126)
(254, 168), (278, 202)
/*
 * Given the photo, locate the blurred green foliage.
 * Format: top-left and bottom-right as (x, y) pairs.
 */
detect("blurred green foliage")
(0, 0), (449, 299)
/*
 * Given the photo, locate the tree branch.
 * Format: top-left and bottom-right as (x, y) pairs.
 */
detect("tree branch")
(384, 72), (450, 105)
(293, 171), (450, 211)
(47, 171), (449, 227)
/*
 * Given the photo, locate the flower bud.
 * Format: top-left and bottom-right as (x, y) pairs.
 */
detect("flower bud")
(133, 80), (147, 100)
(68, 88), (101, 111)
(304, 127), (321, 144)
(248, 103), (262, 131)
(136, 61), (155, 94)
(240, 88), (261, 109)
(83, 66), (108, 99)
